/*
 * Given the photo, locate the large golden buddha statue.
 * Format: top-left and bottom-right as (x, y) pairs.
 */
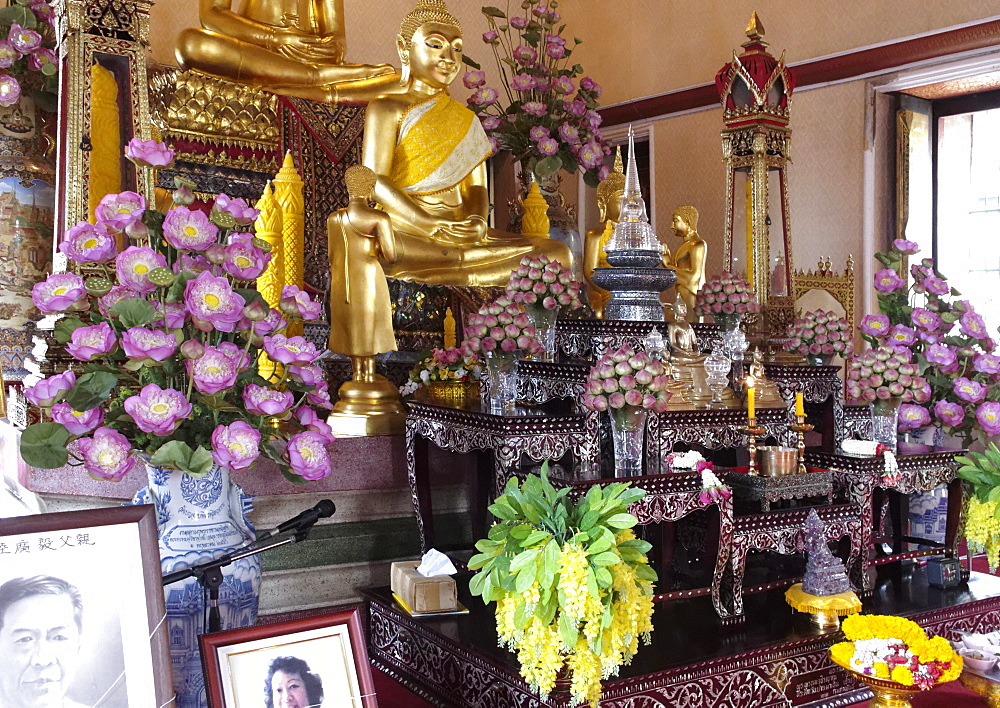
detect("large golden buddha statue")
(583, 147), (624, 317)
(325, 0), (572, 433)
(176, 0), (399, 102)
(664, 205), (707, 321)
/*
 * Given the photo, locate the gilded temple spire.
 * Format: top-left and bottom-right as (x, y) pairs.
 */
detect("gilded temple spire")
(745, 11), (765, 42)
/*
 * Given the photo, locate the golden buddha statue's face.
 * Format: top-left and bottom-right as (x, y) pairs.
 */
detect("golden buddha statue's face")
(402, 22), (463, 89)
(672, 213), (689, 236)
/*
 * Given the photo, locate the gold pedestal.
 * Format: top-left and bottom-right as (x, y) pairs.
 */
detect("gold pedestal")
(327, 375), (407, 436)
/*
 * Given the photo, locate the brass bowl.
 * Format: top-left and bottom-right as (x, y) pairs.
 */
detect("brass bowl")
(960, 670), (1000, 707)
(759, 446), (798, 477)
(830, 653), (925, 708)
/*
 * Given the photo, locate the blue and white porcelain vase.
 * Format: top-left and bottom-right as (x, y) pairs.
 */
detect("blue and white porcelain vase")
(133, 461), (261, 708)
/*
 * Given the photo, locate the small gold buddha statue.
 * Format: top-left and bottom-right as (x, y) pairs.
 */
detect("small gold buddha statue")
(324, 0), (572, 432)
(176, 0), (399, 103)
(583, 147), (625, 317)
(664, 205), (707, 321)
(747, 347), (785, 409)
(668, 295), (737, 408)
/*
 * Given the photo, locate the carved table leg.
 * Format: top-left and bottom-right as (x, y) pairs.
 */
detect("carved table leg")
(407, 424), (435, 552)
(729, 542), (748, 617)
(945, 478), (965, 557)
(709, 498), (733, 618)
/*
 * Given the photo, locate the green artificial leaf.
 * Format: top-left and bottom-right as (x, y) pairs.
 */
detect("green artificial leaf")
(197, 394), (241, 413)
(63, 371), (118, 411)
(234, 288), (266, 310)
(461, 54), (481, 70)
(510, 548), (540, 573)
(467, 552), (493, 570)
(634, 564), (658, 582)
(593, 566), (613, 587)
(534, 155), (562, 179)
(19, 423), (71, 469)
(188, 446), (215, 477)
(150, 440), (193, 471)
(559, 611), (577, 647)
(468, 569), (488, 597)
(522, 30), (540, 46)
(110, 298), (158, 329)
(514, 599), (531, 629)
(579, 508), (599, 531)
(515, 563), (536, 593)
(589, 551), (621, 566)
(481, 6), (506, 18)
(0, 5), (35, 27)
(606, 513), (638, 529)
(166, 271), (197, 303)
(54, 317), (86, 344)
(488, 523), (509, 541)
(488, 502), (518, 521)
(521, 530), (550, 547)
(587, 532), (613, 556)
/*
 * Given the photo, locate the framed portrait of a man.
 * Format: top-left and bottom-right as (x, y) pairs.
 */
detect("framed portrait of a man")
(0, 505), (172, 707)
(201, 608), (377, 708)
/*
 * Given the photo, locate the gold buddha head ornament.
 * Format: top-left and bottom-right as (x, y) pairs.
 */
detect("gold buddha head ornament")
(672, 205), (699, 238)
(397, 0), (462, 85)
(345, 165), (378, 201)
(596, 147), (626, 222)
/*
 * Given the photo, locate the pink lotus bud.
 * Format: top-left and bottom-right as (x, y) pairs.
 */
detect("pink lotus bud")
(602, 378), (618, 393)
(619, 374), (636, 390)
(624, 389), (643, 406)
(206, 244), (227, 265)
(180, 339), (205, 360)
(635, 369), (653, 385)
(243, 300), (268, 321)
(608, 392), (626, 408)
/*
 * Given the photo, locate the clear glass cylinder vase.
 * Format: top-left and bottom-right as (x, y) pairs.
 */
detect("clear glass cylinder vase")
(525, 303), (558, 362)
(610, 405), (648, 478)
(870, 397), (902, 453)
(484, 351), (518, 414)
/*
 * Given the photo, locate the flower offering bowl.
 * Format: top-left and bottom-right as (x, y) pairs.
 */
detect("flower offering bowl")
(830, 652), (924, 708)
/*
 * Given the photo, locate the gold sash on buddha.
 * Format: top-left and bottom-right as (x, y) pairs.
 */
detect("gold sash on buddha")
(391, 93), (492, 195)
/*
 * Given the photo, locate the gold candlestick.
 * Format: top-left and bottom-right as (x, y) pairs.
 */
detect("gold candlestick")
(741, 417), (767, 476)
(788, 414), (815, 474)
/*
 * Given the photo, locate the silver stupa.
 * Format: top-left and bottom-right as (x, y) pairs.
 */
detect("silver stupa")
(590, 127), (676, 321)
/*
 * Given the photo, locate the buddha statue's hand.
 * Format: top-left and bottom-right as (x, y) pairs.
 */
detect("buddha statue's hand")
(432, 215), (488, 245)
(271, 27), (345, 63)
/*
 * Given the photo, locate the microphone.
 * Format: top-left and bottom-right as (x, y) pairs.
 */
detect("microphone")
(272, 499), (336, 536)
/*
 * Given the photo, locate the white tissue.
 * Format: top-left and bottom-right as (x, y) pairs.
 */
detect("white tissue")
(839, 440), (880, 457)
(416, 548), (458, 577)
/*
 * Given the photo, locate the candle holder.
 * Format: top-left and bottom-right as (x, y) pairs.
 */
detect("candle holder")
(788, 414), (815, 474)
(740, 417), (767, 476)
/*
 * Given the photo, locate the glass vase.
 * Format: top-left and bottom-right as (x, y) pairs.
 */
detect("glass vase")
(808, 353), (835, 366)
(870, 397), (902, 453)
(484, 350), (518, 414)
(609, 405), (648, 478)
(525, 303), (559, 362)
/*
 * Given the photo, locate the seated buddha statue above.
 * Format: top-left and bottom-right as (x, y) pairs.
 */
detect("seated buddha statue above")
(668, 295), (737, 408)
(176, 0), (399, 102)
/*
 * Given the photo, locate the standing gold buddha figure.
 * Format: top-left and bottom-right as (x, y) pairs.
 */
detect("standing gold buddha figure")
(583, 147), (625, 317)
(176, 0), (400, 102)
(324, 0), (573, 433)
(664, 205), (707, 321)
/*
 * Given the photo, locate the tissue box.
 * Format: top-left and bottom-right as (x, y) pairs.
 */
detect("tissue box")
(390, 561), (458, 613)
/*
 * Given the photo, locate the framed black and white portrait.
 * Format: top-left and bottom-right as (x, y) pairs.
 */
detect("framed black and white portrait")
(201, 608), (377, 708)
(0, 504), (172, 706)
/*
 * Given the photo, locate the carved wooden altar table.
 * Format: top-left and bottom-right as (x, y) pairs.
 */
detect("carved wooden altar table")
(725, 469), (835, 512)
(726, 502), (864, 618)
(405, 398), (598, 553)
(806, 443), (964, 591)
(555, 319), (722, 359)
(763, 363), (843, 449)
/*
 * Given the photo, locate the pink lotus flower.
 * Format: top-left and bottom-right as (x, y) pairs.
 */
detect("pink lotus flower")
(511, 73), (535, 91)
(59, 221), (117, 263)
(887, 325), (916, 346)
(469, 86), (499, 106)
(51, 402), (104, 435)
(976, 402), (1000, 436)
(222, 234), (268, 280)
(512, 45), (537, 64)
(960, 311), (988, 339)
(24, 371), (76, 408)
(123, 384), (193, 436)
(554, 76), (575, 95)
(481, 115), (502, 130)
(897, 404), (931, 432)
(242, 384), (295, 416)
(279, 285), (323, 321)
(922, 275), (949, 296)
(294, 406), (336, 444)
(210, 421), (261, 472)
(577, 141), (604, 169)
(860, 314), (890, 337)
(27, 47), (56, 74)
(910, 308), (941, 331)
(538, 137), (559, 156)
(546, 42), (566, 59)
(893, 238), (920, 254)
(65, 322), (116, 361)
(529, 125), (550, 141)
(153, 301), (187, 330)
(32, 272), (87, 314)
(289, 364), (325, 386)
(286, 430), (333, 480)
(213, 193), (260, 225)
(974, 353), (1000, 375)
(0, 41), (17, 68)
(874, 268), (905, 293)
(263, 334), (319, 366)
(95, 191), (146, 229)
(8, 23), (40, 52)
(482, 30), (499, 43)
(163, 206), (219, 251)
(116, 246), (168, 293)
(954, 377), (987, 403)
(307, 381), (334, 409)
(522, 101), (547, 116)
(77, 427), (137, 480)
(125, 138), (175, 168)
(121, 327), (177, 363)
(0, 75), (20, 107)
(463, 70), (486, 89)
(98, 285), (140, 317)
(924, 343), (957, 368)
(183, 346), (238, 395)
(184, 271), (246, 332)
(934, 400), (965, 428)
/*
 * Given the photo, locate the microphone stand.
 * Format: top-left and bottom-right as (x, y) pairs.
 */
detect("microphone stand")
(162, 527), (313, 633)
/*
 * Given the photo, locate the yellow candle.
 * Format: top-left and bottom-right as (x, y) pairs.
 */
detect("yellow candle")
(795, 392), (805, 418)
(747, 387), (755, 419)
